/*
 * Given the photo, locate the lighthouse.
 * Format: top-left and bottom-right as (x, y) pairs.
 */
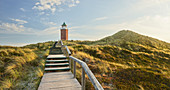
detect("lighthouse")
(60, 22), (68, 40)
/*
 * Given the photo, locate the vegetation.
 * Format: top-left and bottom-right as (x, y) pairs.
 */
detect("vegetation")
(93, 30), (170, 50)
(62, 30), (170, 89)
(0, 46), (47, 90)
(66, 44), (170, 89)
(0, 30), (169, 90)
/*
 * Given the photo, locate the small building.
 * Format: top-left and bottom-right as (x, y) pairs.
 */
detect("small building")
(61, 22), (68, 40)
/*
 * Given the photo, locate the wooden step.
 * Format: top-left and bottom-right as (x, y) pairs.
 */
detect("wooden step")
(49, 51), (63, 54)
(47, 58), (67, 60)
(45, 67), (70, 71)
(38, 72), (81, 90)
(47, 55), (66, 59)
(49, 47), (63, 55)
(45, 63), (69, 67)
(46, 60), (68, 63)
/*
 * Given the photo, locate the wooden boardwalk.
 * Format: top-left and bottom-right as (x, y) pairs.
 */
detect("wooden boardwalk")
(38, 54), (81, 90)
(38, 72), (81, 90)
(38, 41), (104, 90)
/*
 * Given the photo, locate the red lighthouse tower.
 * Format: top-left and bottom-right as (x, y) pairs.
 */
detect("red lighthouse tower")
(61, 22), (68, 40)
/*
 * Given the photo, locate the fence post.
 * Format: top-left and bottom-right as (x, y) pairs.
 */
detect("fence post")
(69, 58), (71, 69)
(73, 61), (76, 78)
(82, 58), (86, 90)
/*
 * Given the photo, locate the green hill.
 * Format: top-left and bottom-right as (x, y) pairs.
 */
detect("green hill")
(62, 30), (170, 89)
(0, 30), (170, 90)
(94, 30), (170, 50)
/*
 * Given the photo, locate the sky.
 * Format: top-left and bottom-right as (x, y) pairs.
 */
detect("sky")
(0, 0), (170, 46)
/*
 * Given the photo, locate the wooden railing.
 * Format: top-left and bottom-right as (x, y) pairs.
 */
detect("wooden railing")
(59, 40), (104, 90)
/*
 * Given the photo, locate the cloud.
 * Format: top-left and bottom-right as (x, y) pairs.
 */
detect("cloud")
(94, 17), (108, 21)
(69, 25), (87, 30)
(140, 0), (170, 6)
(75, 0), (80, 4)
(48, 22), (57, 25)
(67, 15), (170, 42)
(20, 8), (25, 12)
(131, 0), (170, 11)
(43, 21), (57, 26)
(51, 7), (56, 13)
(11, 19), (28, 24)
(0, 21), (34, 34)
(1, 43), (30, 46)
(39, 26), (59, 35)
(58, 8), (64, 12)
(0, 22), (59, 36)
(93, 15), (170, 31)
(69, 33), (92, 40)
(0, 23), (25, 32)
(39, 12), (45, 15)
(68, 4), (76, 7)
(32, 0), (80, 13)
(68, 0), (80, 7)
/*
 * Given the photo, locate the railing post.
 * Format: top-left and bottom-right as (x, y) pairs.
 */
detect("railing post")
(69, 58), (71, 69)
(73, 61), (76, 78)
(82, 59), (86, 90)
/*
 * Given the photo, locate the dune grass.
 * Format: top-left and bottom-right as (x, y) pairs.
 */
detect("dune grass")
(0, 47), (46, 90)
(1, 34), (169, 90)
(63, 41), (170, 90)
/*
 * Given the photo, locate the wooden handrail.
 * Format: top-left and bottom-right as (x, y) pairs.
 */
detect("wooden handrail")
(61, 45), (71, 57)
(60, 40), (63, 45)
(69, 56), (104, 90)
(56, 40), (64, 46)
(65, 46), (71, 55)
(59, 40), (104, 90)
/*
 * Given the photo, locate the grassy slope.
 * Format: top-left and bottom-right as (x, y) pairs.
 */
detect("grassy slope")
(1, 30), (170, 90)
(93, 30), (170, 50)
(62, 30), (170, 89)
(65, 43), (170, 89)
(0, 46), (47, 90)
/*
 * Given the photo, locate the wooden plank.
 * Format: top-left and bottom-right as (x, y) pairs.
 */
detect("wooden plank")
(38, 72), (81, 90)
(46, 60), (68, 63)
(47, 55), (66, 59)
(45, 67), (70, 71)
(45, 63), (69, 66)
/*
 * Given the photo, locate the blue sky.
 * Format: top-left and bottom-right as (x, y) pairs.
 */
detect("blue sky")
(0, 0), (170, 46)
